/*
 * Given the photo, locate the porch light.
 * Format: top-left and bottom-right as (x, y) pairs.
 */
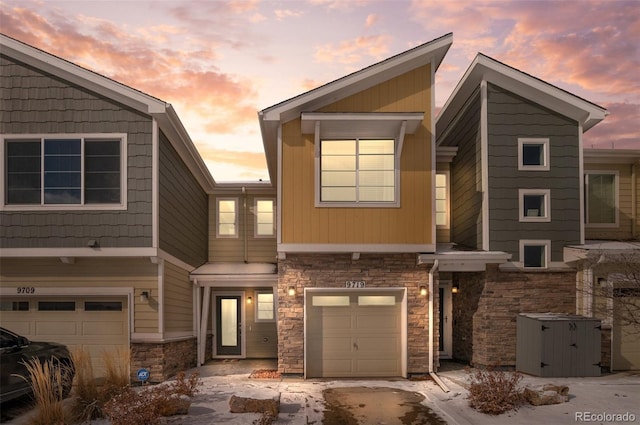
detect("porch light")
(247, 296), (252, 304)
(420, 286), (427, 296)
(288, 286), (296, 296)
(140, 291), (149, 302)
(452, 283), (460, 294)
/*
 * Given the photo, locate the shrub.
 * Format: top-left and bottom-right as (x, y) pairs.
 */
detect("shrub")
(101, 348), (131, 400)
(22, 356), (74, 425)
(466, 366), (526, 415)
(70, 348), (101, 421)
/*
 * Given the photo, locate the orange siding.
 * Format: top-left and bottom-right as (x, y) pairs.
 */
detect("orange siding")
(281, 64), (433, 245)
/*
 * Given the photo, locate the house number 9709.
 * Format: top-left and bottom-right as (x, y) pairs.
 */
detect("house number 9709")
(345, 281), (366, 288)
(16, 287), (35, 294)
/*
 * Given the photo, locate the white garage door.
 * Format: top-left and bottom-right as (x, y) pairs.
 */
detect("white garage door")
(306, 290), (405, 378)
(613, 295), (640, 370)
(0, 297), (128, 376)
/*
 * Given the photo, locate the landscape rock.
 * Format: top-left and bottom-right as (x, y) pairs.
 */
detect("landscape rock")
(229, 389), (281, 416)
(524, 384), (570, 406)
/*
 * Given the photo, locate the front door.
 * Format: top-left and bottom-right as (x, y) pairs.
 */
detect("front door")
(215, 295), (242, 356)
(439, 285), (452, 358)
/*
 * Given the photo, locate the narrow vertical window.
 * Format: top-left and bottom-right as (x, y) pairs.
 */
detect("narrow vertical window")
(435, 173), (448, 227)
(217, 198), (238, 237)
(255, 291), (275, 322)
(255, 199), (274, 237)
(586, 173), (617, 225)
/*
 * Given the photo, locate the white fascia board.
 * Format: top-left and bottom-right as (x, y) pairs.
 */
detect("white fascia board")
(584, 149), (640, 164)
(0, 247), (158, 258)
(300, 112), (424, 136)
(278, 243), (436, 254)
(417, 251), (511, 270)
(0, 34), (166, 115)
(437, 54), (608, 136)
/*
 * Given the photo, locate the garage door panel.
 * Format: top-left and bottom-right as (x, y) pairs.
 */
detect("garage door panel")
(36, 321), (78, 336)
(356, 359), (400, 374)
(356, 314), (398, 331)
(357, 336), (400, 353)
(83, 321), (125, 336)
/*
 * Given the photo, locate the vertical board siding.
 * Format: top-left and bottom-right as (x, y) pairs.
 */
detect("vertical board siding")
(0, 56), (153, 248)
(208, 194), (277, 263)
(158, 132), (208, 266)
(438, 91), (483, 249)
(163, 262), (194, 333)
(585, 163), (637, 240)
(280, 64), (433, 245)
(486, 84), (581, 261)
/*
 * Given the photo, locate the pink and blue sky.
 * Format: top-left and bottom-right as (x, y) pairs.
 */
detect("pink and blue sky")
(1, 0), (638, 181)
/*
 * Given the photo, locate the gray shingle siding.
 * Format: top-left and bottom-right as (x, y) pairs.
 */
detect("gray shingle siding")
(158, 132), (208, 267)
(0, 55), (153, 248)
(486, 84), (581, 262)
(438, 90), (483, 250)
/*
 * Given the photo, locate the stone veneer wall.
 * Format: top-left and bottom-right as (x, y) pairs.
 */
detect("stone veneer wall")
(131, 338), (197, 382)
(277, 253), (433, 375)
(453, 264), (576, 367)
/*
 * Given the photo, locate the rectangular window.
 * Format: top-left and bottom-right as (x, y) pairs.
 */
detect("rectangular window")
(84, 301), (123, 311)
(255, 291), (275, 322)
(38, 301), (76, 311)
(320, 139), (396, 204)
(518, 138), (549, 171)
(4, 135), (125, 209)
(586, 173), (618, 226)
(435, 173), (449, 227)
(255, 199), (275, 237)
(520, 240), (550, 269)
(312, 295), (350, 307)
(0, 301), (29, 311)
(519, 189), (550, 222)
(217, 198), (238, 237)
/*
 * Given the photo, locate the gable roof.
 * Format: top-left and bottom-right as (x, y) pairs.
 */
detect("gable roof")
(436, 53), (608, 143)
(0, 33), (216, 192)
(258, 33), (453, 184)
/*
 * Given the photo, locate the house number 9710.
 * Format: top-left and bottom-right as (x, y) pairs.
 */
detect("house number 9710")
(345, 281), (366, 288)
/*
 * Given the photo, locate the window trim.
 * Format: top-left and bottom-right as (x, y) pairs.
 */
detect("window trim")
(519, 239), (551, 269)
(216, 197), (239, 238)
(585, 171), (619, 228)
(518, 189), (551, 222)
(435, 171), (450, 228)
(1, 133), (127, 211)
(518, 138), (549, 171)
(254, 198), (275, 238)
(254, 290), (275, 322)
(315, 138), (400, 208)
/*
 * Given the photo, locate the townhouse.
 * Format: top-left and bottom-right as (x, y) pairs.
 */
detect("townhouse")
(1, 32), (637, 381)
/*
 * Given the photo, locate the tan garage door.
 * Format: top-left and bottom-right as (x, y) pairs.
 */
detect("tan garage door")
(613, 295), (640, 370)
(306, 290), (403, 378)
(0, 297), (128, 376)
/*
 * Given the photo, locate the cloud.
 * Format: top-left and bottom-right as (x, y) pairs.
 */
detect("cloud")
(309, 0), (372, 11)
(365, 13), (379, 28)
(584, 102), (640, 150)
(274, 9), (304, 20)
(198, 147), (268, 172)
(314, 34), (391, 65)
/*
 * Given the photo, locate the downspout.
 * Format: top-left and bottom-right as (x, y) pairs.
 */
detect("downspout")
(193, 278), (202, 366)
(428, 260), (450, 392)
(632, 162), (637, 238)
(242, 186), (248, 263)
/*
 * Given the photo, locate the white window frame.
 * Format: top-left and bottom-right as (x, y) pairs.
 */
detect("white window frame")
(519, 239), (551, 269)
(216, 197), (239, 238)
(519, 189), (551, 222)
(585, 171), (619, 228)
(1, 133), (127, 211)
(254, 198), (275, 238)
(435, 172), (450, 228)
(518, 138), (549, 171)
(315, 138), (400, 208)
(254, 290), (275, 322)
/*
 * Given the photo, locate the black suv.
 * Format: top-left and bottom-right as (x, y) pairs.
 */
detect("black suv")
(0, 327), (75, 403)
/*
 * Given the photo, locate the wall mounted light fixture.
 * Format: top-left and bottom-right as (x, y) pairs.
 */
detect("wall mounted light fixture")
(140, 291), (149, 302)
(247, 296), (252, 304)
(288, 286), (296, 296)
(420, 286), (427, 296)
(452, 283), (460, 294)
